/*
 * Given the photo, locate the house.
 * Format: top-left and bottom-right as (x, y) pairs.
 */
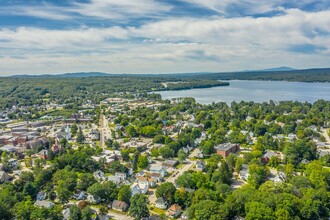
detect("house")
(239, 164), (249, 181)
(7, 158), (18, 169)
(112, 200), (129, 212)
(108, 175), (121, 184)
(214, 143), (240, 158)
(271, 171), (287, 183)
(162, 160), (178, 169)
(137, 177), (149, 192)
(155, 197), (168, 210)
(261, 150), (283, 164)
(135, 170), (145, 178)
(37, 149), (48, 160)
(93, 170), (106, 182)
(130, 178), (149, 195)
(166, 204), (182, 218)
(150, 165), (166, 178)
(287, 133), (297, 142)
(196, 160), (205, 171)
(36, 191), (47, 201)
(150, 173), (162, 182)
(148, 178), (157, 188)
(115, 172), (127, 181)
(0, 171), (10, 183)
(34, 200), (54, 208)
(90, 129), (100, 141)
(72, 191), (87, 200)
(56, 131), (71, 140)
(63, 208), (71, 220)
(87, 194), (101, 204)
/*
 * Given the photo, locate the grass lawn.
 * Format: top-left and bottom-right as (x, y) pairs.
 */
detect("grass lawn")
(149, 206), (166, 215)
(109, 209), (128, 215)
(176, 163), (184, 169)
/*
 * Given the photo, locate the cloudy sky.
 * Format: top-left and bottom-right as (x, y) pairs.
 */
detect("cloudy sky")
(0, 0), (330, 75)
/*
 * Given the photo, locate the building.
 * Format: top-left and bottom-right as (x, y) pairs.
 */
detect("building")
(196, 160), (205, 171)
(239, 164), (249, 181)
(150, 165), (166, 178)
(166, 204), (182, 218)
(155, 197), (168, 210)
(112, 200), (129, 212)
(261, 150), (283, 164)
(162, 160), (178, 169)
(214, 143), (240, 158)
(87, 194), (101, 204)
(36, 191), (47, 201)
(0, 171), (10, 183)
(115, 172), (127, 181)
(7, 158), (18, 169)
(34, 200), (54, 208)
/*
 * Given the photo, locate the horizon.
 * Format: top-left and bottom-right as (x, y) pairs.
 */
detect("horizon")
(1, 0), (330, 75)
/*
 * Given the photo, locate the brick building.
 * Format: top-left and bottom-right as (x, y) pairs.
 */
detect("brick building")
(214, 143), (240, 158)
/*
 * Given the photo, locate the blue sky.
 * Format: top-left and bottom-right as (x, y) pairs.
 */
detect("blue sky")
(0, 0), (330, 75)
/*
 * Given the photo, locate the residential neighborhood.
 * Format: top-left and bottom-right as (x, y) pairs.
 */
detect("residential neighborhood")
(1, 96), (330, 220)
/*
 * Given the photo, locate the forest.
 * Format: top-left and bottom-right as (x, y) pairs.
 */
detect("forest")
(0, 76), (227, 109)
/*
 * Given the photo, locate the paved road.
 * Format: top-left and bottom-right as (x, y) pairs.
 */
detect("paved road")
(166, 160), (196, 184)
(108, 211), (134, 220)
(149, 149), (198, 205)
(99, 114), (112, 148)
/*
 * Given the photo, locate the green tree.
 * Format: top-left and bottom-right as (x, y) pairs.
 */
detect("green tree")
(71, 123), (78, 136)
(99, 205), (108, 215)
(151, 147), (160, 158)
(159, 146), (174, 159)
(76, 128), (85, 144)
(126, 125), (138, 137)
(69, 205), (82, 220)
(178, 149), (187, 163)
(12, 199), (34, 220)
(219, 161), (232, 185)
(137, 155), (149, 169)
(245, 202), (276, 220)
(121, 149), (130, 161)
(129, 194), (149, 219)
(81, 207), (93, 220)
(153, 135), (165, 144)
(156, 182), (177, 204)
(118, 185), (132, 205)
(248, 163), (269, 188)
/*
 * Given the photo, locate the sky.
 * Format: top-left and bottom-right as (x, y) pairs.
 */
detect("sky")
(0, 0), (330, 75)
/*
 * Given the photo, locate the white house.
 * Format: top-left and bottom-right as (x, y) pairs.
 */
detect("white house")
(150, 165), (166, 178)
(155, 197), (168, 210)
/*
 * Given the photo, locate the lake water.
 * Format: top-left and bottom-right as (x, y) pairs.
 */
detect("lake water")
(155, 80), (330, 104)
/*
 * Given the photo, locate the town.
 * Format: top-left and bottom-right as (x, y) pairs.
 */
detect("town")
(1, 96), (330, 220)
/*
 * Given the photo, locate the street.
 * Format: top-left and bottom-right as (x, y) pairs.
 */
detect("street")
(99, 114), (112, 148)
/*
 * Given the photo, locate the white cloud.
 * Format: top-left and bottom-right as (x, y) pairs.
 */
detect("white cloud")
(0, 8), (330, 75)
(71, 0), (172, 20)
(0, 0), (172, 21)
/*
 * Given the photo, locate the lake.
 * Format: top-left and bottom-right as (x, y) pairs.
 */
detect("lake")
(155, 80), (330, 104)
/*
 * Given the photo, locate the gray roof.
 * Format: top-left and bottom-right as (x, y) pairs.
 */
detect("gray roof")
(34, 200), (54, 208)
(156, 197), (167, 204)
(214, 143), (237, 151)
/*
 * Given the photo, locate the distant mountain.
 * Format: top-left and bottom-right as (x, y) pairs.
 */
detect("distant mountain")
(8, 72), (111, 78)
(244, 66), (296, 72)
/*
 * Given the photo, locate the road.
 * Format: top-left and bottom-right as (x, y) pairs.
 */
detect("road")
(90, 205), (133, 220)
(99, 114), (112, 148)
(166, 160), (196, 184)
(149, 149), (198, 205)
(108, 211), (134, 220)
